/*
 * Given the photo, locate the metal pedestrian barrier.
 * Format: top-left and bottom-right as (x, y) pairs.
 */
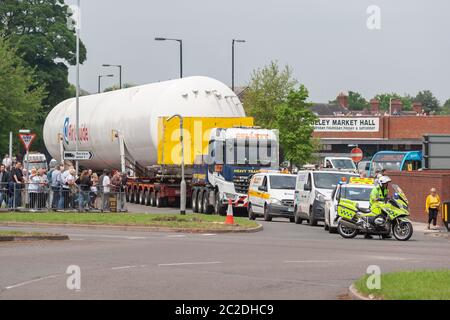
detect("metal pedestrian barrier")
(0, 182), (127, 213)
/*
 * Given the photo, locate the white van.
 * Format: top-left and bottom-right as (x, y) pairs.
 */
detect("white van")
(247, 172), (297, 222)
(323, 157), (356, 171)
(294, 170), (359, 226)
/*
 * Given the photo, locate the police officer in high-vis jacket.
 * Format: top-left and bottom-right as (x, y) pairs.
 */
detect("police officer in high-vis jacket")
(367, 176), (392, 239)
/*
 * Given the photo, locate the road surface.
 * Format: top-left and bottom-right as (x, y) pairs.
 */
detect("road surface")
(0, 206), (448, 299)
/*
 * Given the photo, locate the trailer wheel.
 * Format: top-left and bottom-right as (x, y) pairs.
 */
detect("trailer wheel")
(139, 189), (146, 205)
(125, 187), (130, 202)
(203, 190), (214, 214)
(192, 189), (198, 213)
(130, 188), (136, 203)
(149, 191), (156, 207)
(156, 192), (166, 208)
(144, 190), (151, 206)
(197, 190), (205, 213)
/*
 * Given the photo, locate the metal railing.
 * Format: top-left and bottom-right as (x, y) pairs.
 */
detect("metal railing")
(0, 182), (127, 213)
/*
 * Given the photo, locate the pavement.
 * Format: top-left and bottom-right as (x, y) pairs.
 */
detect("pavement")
(0, 204), (449, 300)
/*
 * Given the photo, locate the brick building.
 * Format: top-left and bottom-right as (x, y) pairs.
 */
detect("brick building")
(312, 97), (450, 159)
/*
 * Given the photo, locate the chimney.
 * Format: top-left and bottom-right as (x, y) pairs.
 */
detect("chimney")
(412, 102), (423, 114)
(337, 92), (349, 108)
(370, 99), (380, 114)
(390, 99), (403, 114)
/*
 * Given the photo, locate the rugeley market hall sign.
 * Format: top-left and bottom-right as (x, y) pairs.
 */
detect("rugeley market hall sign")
(314, 117), (379, 132)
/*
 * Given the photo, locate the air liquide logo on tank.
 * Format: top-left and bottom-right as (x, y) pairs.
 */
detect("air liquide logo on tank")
(63, 117), (90, 145)
(314, 117), (379, 132)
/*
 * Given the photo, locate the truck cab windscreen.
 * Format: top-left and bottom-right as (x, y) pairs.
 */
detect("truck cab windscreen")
(225, 139), (275, 166)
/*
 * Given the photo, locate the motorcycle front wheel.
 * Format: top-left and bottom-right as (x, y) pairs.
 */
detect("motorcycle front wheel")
(337, 222), (358, 239)
(392, 221), (413, 241)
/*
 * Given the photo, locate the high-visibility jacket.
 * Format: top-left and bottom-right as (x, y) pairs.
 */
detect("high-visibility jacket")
(370, 185), (388, 206)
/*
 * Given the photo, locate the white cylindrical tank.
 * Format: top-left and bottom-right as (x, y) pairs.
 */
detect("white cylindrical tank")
(43, 76), (245, 170)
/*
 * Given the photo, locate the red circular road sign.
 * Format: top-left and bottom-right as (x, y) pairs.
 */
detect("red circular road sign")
(351, 147), (363, 163)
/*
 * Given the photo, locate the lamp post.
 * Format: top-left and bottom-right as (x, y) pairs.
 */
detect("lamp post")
(232, 39), (246, 92)
(102, 64), (122, 89)
(98, 74), (114, 93)
(75, 0), (80, 175)
(166, 114), (186, 215)
(155, 37), (183, 78)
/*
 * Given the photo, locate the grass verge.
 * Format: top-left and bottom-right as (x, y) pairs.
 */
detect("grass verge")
(354, 269), (450, 300)
(0, 212), (259, 231)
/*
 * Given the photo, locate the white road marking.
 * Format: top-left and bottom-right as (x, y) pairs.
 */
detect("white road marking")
(284, 260), (343, 264)
(158, 261), (222, 267)
(111, 265), (138, 270)
(201, 234), (216, 236)
(5, 275), (58, 290)
(166, 235), (186, 238)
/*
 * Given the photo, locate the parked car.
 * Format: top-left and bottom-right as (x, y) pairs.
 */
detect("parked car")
(324, 177), (375, 233)
(294, 170), (359, 226)
(247, 172), (297, 222)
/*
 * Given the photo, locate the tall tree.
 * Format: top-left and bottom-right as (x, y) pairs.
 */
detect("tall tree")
(414, 90), (441, 113)
(275, 85), (318, 167)
(243, 61), (297, 128)
(0, 0), (87, 112)
(348, 91), (369, 111)
(0, 36), (45, 156)
(441, 99), (450, 115)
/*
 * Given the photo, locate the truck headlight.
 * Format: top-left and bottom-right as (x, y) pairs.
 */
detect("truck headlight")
(269, 198), (281, 205)
(315, 191), (325, 202)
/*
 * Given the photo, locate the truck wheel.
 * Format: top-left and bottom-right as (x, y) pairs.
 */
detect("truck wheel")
(192, 189), (198, 213)
(308, 207), (317, 226)
(197, 190), (204, 213)
(149, 191), (156, 207)
(203, 191), (214, 214)
(215, 192), (226, 216)
(264, 205), (272, 222)
(125, 188), (130, 202)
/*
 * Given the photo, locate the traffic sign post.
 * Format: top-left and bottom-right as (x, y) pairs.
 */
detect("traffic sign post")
(351, 147), (363, 163)
(63, 151), (94, 161)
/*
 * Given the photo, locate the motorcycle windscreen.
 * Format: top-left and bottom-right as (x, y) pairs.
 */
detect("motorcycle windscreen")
(392, 184), (408, 204)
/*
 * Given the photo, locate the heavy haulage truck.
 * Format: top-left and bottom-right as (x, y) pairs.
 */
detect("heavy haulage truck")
(43, 76), (279, 214)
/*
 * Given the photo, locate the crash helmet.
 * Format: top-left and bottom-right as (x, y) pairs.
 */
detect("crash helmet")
(378, 176), (391, 187)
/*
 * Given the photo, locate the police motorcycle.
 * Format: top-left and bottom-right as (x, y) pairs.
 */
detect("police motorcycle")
(336, 184), (413, 241)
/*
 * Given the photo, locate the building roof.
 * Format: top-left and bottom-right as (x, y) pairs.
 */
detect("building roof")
(310, 103), (348, 116)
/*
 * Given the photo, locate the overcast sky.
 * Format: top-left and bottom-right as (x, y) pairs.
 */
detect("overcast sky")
(66, 0), (450, 103)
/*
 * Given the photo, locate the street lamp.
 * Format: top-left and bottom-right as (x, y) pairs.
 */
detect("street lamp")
(102, 64), (122, 89)
(232, 39), (246, 92)
(98, 74), (114, 93)
(155, 37), (183, 78)
(166, 114), (186, 215)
